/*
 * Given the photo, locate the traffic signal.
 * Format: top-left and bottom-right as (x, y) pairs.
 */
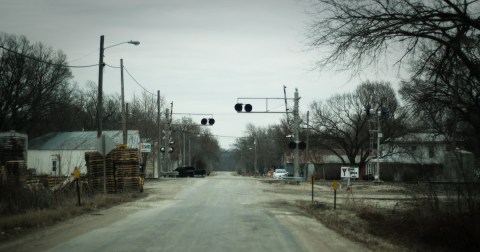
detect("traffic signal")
(298, 141), (306, 150)
(365, 105), (371, 117)
(288, 141), (296, 149)
(160, 146), (174, 153)
(234, 103), (253, 112)
(288, 141), (306, 150)
(201, 118), (215, 125)
(380, 107), (389, 120)
(234, 103), (243, 112)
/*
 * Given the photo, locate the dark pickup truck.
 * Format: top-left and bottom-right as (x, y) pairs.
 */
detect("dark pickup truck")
(174, 166), (206, 177)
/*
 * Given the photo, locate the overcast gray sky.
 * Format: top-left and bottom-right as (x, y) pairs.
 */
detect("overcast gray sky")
(0, 0), (401, 149)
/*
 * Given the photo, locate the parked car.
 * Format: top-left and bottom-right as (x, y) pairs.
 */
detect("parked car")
(273, 169), (288, 179)
(174, 166), (194, 177)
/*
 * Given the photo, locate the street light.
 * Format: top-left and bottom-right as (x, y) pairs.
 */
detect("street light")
(97, 35), (140, 139)
(97, 35), (139, 194)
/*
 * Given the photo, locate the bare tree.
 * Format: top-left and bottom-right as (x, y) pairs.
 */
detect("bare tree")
(233, 123), (286, 175)
(308, 0), (480, 80)
(0, 33), (73, 136)
(129, 91), (160, 140)
(309, 81), (405, 176)
(308, 0), (480, 174)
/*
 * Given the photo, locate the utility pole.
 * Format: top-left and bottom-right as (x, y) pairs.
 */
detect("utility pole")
(182, 131), (186, 166)
(157, 90), (161, 177)
(293, 88), (300, 177)
(254, 137), (257, 175)
(305, 110), (310, 179)
(121, 59), (127, 145)
(97, 35), (105, 139)
(376, 110), (382, 181)
(164, 108), (170, 172)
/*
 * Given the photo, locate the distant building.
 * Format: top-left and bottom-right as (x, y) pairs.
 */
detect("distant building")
(28, 130), (140, 176)
(283, 132), (474, 182)
(369, 133), (463, 181)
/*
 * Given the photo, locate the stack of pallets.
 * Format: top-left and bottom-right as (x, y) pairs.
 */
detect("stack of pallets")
(1, 161), (27, 186)
(85, 148), (140, 193)
(0, 132), (27, 186)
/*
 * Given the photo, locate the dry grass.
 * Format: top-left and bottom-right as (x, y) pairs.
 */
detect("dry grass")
(297, 199), (480, 252)
(0, 185), (145, 241)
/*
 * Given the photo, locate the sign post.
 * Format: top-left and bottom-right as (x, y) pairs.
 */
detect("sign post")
(341, 166), (358, 203)
(332, 180), (339, 209)
(307, 163), (315, 203)
(74, 166), (81, 206)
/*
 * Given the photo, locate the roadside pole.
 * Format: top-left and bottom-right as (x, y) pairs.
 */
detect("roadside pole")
(311, 175), (314, 202)
(332, 180), (339, 210)
(74, 167), (81, 206)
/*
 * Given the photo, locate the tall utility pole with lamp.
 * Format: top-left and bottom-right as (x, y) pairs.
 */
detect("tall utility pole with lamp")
(96, 35), (139, 193)
(365, 104), (388, 181)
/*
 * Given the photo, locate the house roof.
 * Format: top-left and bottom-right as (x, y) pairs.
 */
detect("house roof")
(392, 133), (448, 143)
(28, 130), (140, 150)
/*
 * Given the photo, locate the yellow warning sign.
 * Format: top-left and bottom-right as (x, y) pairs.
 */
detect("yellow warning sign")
(74, 167), (80, 179)
(332, 180), (339, 190)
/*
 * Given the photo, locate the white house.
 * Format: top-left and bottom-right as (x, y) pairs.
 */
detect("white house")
(368, 133), (455, 181)
(28, 130), (140, 176)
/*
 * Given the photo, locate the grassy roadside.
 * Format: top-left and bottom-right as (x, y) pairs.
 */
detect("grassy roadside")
(295, 194), (479, 251)
(0, 187), (145, 242)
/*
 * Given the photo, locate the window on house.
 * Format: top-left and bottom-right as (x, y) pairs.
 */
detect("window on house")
(52, 160), (57, 173)
(429, 145), (435, 158)
(411, 145), (417, 152)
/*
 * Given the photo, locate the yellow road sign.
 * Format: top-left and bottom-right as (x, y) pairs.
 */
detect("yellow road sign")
(74, 167), (80, 179)
(332, 180), (339, 190)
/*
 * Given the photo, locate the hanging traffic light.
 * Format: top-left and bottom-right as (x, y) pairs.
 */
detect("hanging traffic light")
(365, 104), (371, 117)
(298, 141), (306, 150)
(380, 107), (389, 120)
(234, 103), (243, 112)
(288, 141), (296, 149)
(234, 103), (253, 112)
(201, 118), (215, 125)
(288, 141), (306, 150)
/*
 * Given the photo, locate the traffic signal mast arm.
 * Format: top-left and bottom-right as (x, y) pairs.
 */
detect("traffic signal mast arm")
(235, 97), (295, 113)
(171, 113), (215, 126)
(234, 88), (302, 177)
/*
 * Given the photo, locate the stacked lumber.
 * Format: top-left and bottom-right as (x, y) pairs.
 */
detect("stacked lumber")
(0, 132), (27, 186)
(85, 148), (140, 193)
(1, 161), (27, 186)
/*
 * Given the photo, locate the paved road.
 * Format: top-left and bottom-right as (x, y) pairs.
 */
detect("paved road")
(4, 172), (369, 252)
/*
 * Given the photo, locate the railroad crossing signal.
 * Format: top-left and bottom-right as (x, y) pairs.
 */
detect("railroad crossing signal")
(234, 103), (252, 112)
(160, 147), (174, 153)
(288, 141), (306, 150)
(201, 118), (215, 125)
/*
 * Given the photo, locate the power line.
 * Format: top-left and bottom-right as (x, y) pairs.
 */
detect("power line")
(0, 45), (98, 68)
(2, 45), (158, 97)
(122, 66), (156, 96)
